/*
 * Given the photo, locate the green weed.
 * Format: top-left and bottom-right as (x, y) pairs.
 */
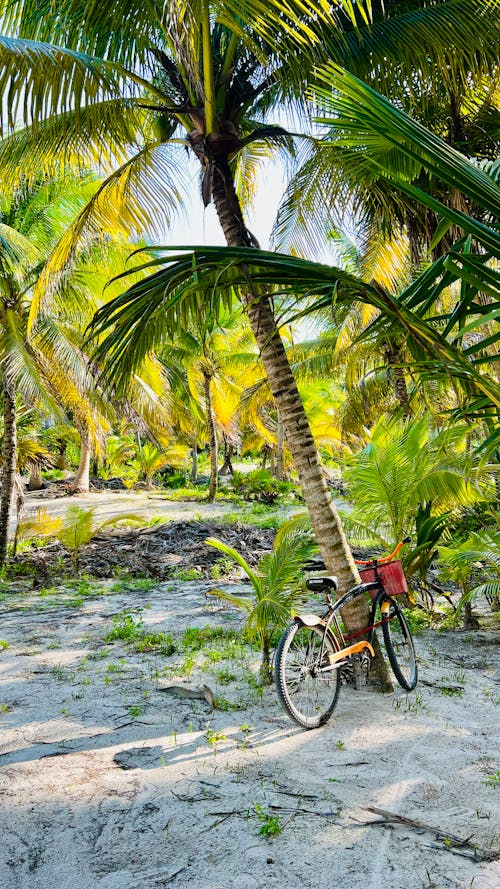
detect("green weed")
(214, 695), (240, 711)
(205, 725), (227, 751)
(133, 631), (177, 655)
(403, 608), (432, 635)
(110, 577), (156, 593)
(209, 557), (236, 580)
(176, 655), (196, 677)
(253, 804), (282, 838)
(215, 667), (237, 685)
(0, 640), (9, 650)
(181, 626), (240, 652)
(484, 771), (500, 788)
(392, 692), (429, 713)
(50, 666), (76, 682)
(128, 704), (145, 718)
(172, 567), (203, 581)
(439, 685), (464, 698)
(104, 611), (144, 643)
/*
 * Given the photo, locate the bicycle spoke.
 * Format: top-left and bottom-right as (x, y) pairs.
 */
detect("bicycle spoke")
(275, 624), (341, 728)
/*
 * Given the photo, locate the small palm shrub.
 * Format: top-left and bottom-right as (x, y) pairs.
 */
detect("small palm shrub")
(231, 469), (294, 504)
(57, 505), (143, 575)
(403, 502), (451, 604)
(99, 434), (137, 480)
(438, 529), (500, 624)
(341, 416), (482, 596)
(13, 509), (63, 557)
(343, 415), (478, 546)
(132, 443), (189, 489)
(205, 521), (317, 683)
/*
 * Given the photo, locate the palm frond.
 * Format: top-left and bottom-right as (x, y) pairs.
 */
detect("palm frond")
(205, 536), (263, 595)
(89, 245), (500, 415)
(0, 100), (151, 182)
(0, 35), (127, 130)
(15, 508), (62, 543)
(323, 0), (500, 93)
(261, 529), (317, 597)
(313, 64), (500, 249)
(29, 142), (188, 326)
(0, 1), (164, 70)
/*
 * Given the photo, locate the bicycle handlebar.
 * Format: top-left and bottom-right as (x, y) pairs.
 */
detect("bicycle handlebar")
(354, 536), (411, 566)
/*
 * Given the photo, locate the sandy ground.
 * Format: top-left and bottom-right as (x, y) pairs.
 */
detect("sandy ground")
(0, 553), (499, 889)
(13, 490), (234, 529)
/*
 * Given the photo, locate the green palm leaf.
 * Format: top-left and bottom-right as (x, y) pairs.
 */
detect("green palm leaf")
(312, 64), (500, 250)
(205, 536), (263, 595)
(0, 35), (126, 128)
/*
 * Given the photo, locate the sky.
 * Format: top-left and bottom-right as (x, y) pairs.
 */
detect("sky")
(161, 158), (290, 252)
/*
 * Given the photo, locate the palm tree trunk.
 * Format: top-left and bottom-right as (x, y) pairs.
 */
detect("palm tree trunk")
(203, 371), (218, 502)
(261, 446), (269, 470)
(0, 375), (17, 566)
(71, 430), (91, 494)
(28, 464), (44, 491)
(260, 640), (272, 685)
(269, 447), (276, 477)
(385, 340), (412, 419)
(191, 438), (198, 484)
(276, 410), (285, 480)
(210, 161), (384, 657)
(219, 436), (234, 475)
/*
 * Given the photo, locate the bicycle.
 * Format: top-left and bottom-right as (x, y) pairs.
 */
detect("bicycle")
(274, 540), (418, 729)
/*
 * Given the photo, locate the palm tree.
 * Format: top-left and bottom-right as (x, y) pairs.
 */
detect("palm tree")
(438, 529), (500, 624)
(343, 415), (480, 545)
(133, 441), (187, 490)
(112, 66), (498, 441)
(159, 308), (259, 500)
(0, 1), (495, 653)
(0, 176), (101, 563)
(55, 504), (142, 575)
(41, 236), (178, 495)
(206, 522), (318, 683)
(272, 3), (500, 260)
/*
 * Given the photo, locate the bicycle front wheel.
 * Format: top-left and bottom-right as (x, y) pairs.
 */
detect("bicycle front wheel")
(382, 600), (418, 691)
(275, 622), (341, 729)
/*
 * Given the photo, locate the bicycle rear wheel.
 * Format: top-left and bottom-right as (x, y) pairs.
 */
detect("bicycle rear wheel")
(275, 622), (341, 729)
(382, 600), (417, 691)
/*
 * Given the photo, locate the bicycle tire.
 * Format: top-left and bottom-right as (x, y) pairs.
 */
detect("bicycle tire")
(381, 600), (418, 691)
(275, 622), (341, 729)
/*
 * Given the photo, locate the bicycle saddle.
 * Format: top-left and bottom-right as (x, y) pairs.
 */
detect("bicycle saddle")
(306, 576), (338, 592)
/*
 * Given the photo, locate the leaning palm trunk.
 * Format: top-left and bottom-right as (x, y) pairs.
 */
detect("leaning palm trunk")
(71, 430), (91, 494)
(276, 410), (285, 480)
(210, 162), (388, 678)
(203, 371), (218, 502)
(0, 375), (17, 565)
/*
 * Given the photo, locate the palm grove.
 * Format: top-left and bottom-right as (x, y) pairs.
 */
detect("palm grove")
(0, 1), (498, 668)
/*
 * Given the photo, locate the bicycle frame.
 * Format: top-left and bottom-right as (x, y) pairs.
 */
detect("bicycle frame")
(298, 580), (396, 676)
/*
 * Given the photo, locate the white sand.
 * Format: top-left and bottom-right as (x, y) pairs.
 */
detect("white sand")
(0, 544), (499, 889)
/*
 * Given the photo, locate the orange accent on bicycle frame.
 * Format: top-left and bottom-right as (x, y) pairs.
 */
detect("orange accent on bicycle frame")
(329, 640), (375, 664)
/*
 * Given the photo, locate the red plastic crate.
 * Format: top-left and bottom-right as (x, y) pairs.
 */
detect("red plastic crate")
(358, 559), (408, 599)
